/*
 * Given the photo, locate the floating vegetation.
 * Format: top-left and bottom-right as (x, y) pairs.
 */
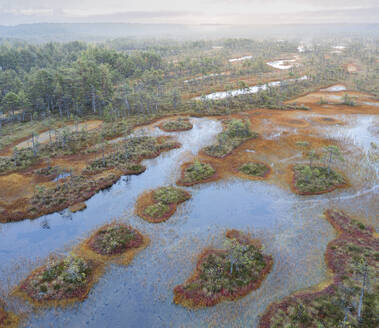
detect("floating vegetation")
(259, 210), (379, 328)
(159, 118), (193, 132)
(292, 165), (346, 195)
(177, 161), (217, 186)
(14, 254), (103, 307)
(239, 162), (271, 178)
(203, 119), (257, 158)
(136, 186), (191, 223)
(174, 230), (273, 308)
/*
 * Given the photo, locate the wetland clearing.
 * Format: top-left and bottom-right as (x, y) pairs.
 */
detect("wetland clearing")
(0, 36), (378, 328)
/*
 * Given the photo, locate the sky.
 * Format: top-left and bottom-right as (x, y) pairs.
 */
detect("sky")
(0, 0), (378, 25)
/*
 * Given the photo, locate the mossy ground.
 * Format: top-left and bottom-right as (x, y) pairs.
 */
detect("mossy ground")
(136, 186), (191, 223)
(0, 136), (180, 222)
(14, 254), (104, 307)
(203, 119), (257, 158)
(259, 210), (379, 328)
(292, 165), (346, 195)
(174, 230), (273, 309)
(239, 162), (270, 178)
(0, 308), (20, 328)
(177, 161), (217, 186)
(76, 223), (150, 266)
(160, 118), (193, 132)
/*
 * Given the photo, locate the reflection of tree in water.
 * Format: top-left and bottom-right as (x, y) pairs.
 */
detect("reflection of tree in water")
(40, 218), (50, 229)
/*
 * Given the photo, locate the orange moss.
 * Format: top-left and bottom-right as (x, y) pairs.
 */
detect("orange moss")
(0, 308), (20, 328)
(311, 116), (344, 126)
(271, 117), (310, 129)
(69, 202), (87, 213)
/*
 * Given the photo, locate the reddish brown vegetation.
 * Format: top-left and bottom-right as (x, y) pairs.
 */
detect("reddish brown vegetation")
(174, 230), (273, 309)
(259, 210), (378, 328)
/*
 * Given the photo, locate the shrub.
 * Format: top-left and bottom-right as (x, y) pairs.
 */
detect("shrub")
(239, 162), (270, 177)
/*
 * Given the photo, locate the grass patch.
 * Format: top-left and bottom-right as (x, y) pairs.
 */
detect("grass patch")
(293, 165), (346, 194)
(239, 162), (270, 178)
(203, 119), (257, 158)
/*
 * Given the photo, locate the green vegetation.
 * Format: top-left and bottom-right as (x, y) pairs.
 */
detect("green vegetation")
(0, 148), (38, 174)
(161, 118), (193, 131)
(239, 162), (270, 177)
(203, 119), (257, 158)
(174, 231), (272, 308)
(88, 223), (143, 255)
(341, 94), (356, 106)
(180, 161), (216, 185)
(18, 255), (95, 303)
(84, 136), (178, 175)
(143, 202), (171, 219)
(293, 165), (346, 194)
(152, 186), (191, 204)
(137, 186), (191, 223)
(260, 210), (378, 328)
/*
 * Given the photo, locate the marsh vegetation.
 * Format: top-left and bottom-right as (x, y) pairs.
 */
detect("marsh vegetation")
(0, 33), (377, 328)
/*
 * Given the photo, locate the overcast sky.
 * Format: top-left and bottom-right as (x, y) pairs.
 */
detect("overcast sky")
(0, 0), (378, 25)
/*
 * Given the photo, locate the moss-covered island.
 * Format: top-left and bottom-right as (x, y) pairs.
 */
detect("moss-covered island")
(259, 210), (379, 328)
(159, 117), (193, 132)
(177, 161), (217, 186)
(202, 119), (258, 158)
(292, 165), (347, 195)
(136, 186), (191, 223)
(77, 223), (150, 265)
(15, 254), (103, 307)
(173, 230), (273, 308)
(0, 307), (20, 328)
(239, 162), (271, 178)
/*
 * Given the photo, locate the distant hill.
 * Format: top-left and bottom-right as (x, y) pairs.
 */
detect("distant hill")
(0, 23), (378, 43)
